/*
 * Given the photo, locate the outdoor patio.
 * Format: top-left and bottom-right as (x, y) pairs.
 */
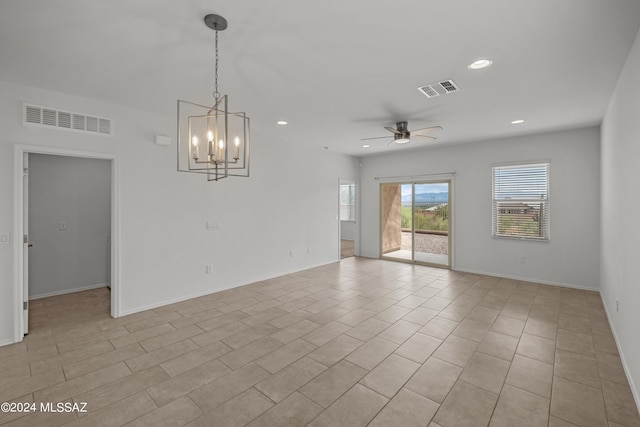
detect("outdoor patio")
(384, 231), (449, 266)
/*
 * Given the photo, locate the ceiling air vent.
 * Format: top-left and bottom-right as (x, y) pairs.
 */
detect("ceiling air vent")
(23, 104), (113, 136)
(418, 85), (440, 98)
(439, 80), (459, 93)
(418, 79), (461, 98)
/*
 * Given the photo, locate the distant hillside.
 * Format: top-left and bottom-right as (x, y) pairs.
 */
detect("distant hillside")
(402, 192), (449, 203)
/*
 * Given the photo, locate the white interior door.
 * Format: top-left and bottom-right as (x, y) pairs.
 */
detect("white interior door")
(22, 152), (29, 335)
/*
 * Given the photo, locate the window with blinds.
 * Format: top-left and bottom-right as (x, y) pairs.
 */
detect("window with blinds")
(492, 162), (549, 240)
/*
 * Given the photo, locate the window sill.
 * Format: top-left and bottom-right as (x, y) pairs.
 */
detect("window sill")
(492, 235), (549, 242)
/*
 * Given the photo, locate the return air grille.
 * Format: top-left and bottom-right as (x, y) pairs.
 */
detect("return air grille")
(418, 79), (461, 98)
(23, 104), (113, 136)
(42, 108), (57, 126)
(58, 111), (71, 128)
(417, 85), (440, 98)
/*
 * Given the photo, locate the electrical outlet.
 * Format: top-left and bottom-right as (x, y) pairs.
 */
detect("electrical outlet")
(206, 265), (213, 274)
(520, 256), (526, 264)
(59, 221), (67, 231)
(206, 221), (220, 231)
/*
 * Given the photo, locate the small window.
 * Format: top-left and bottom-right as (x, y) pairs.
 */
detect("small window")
(492, 162), (549, 240)
(340, 183), (355, 221)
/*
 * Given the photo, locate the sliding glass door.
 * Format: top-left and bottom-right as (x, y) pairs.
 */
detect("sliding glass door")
(380, 180), (451, 268)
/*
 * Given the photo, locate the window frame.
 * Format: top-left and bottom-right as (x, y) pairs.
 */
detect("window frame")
(492, 161), (550, 241)
(339, 183), (356, 222)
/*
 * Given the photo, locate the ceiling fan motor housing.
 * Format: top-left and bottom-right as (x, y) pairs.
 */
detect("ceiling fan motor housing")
(396, 121), (409, 132)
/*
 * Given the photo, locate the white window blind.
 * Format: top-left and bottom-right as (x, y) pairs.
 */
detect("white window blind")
(340, 184), (355, 221)
(492, 163), (549, 240)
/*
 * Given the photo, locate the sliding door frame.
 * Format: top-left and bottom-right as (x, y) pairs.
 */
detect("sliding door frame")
(379, 179), (453, 269)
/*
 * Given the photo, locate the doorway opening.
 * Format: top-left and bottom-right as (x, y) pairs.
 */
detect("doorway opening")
(339, 179), (358, 259)
(380, 180), (452, 268)
(13, 145), (119, 342)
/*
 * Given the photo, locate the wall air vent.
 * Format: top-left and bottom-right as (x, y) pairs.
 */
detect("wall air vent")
(439, 80), (459, 93)
(23, 104), (113, 136)
(418, 85), (440, 98)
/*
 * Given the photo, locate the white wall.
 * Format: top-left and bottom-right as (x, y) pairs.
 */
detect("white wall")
(0, 80), (360, 345)
(360, 127), (601, 289)
(28, 154), (111, 298)
(601, 28), (640, 406)
(340, 221), (355, 240)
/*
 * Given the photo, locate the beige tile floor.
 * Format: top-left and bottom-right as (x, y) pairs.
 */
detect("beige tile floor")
(1, 257), (639, 426)
(340, 240), (354, 259)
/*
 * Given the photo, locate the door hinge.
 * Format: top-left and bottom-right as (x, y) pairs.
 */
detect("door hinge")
(23, 167), (28, 175)
(24, 235), (28, 244)
(23, 301), (28, 310)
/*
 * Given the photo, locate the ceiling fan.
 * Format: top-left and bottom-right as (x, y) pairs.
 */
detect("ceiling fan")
(361, 121), (443, 145)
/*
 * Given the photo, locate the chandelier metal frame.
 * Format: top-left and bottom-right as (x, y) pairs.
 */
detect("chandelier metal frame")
(177, 14), (250, 181)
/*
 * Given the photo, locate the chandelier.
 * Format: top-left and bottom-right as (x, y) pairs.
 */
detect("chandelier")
(177, 14), (250, 181)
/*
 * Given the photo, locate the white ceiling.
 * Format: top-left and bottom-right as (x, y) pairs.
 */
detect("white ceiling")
(1, 0), (639, 156)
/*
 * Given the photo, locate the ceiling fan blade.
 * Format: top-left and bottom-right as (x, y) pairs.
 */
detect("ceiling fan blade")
(387, 139), (395, 146)
(361, 136), (392, 141)
(413, 134), (438, 140)
(384, 126), (399, 134)
(411, 125), (443, 134)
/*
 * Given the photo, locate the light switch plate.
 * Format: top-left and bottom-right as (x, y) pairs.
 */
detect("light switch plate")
(0, 234), (9, 244)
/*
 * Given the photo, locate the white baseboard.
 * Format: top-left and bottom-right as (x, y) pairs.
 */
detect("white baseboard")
(600, 294), (640, 412)
(0, 337), (18, 347)
(453, 267), (599, 292)
(118, 260), (338, 317)
(29, 283), (108, 300)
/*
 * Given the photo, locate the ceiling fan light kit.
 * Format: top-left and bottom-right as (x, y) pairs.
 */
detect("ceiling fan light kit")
(177, 14), (251, 182)
(391, 121), (410, 144)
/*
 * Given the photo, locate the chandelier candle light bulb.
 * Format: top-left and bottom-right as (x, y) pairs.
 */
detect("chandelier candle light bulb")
(192, 136), (199, 159)
(207, 131), (214, 158)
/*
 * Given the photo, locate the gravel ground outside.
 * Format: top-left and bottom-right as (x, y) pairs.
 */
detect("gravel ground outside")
(401, 231), (449, 255)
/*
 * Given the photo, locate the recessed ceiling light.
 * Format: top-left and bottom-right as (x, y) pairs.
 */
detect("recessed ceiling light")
(511, 119), (525, 124)
(362, 144), (371, 148)
(276, 121), (288, 125)
(468, 59), (493, 70)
